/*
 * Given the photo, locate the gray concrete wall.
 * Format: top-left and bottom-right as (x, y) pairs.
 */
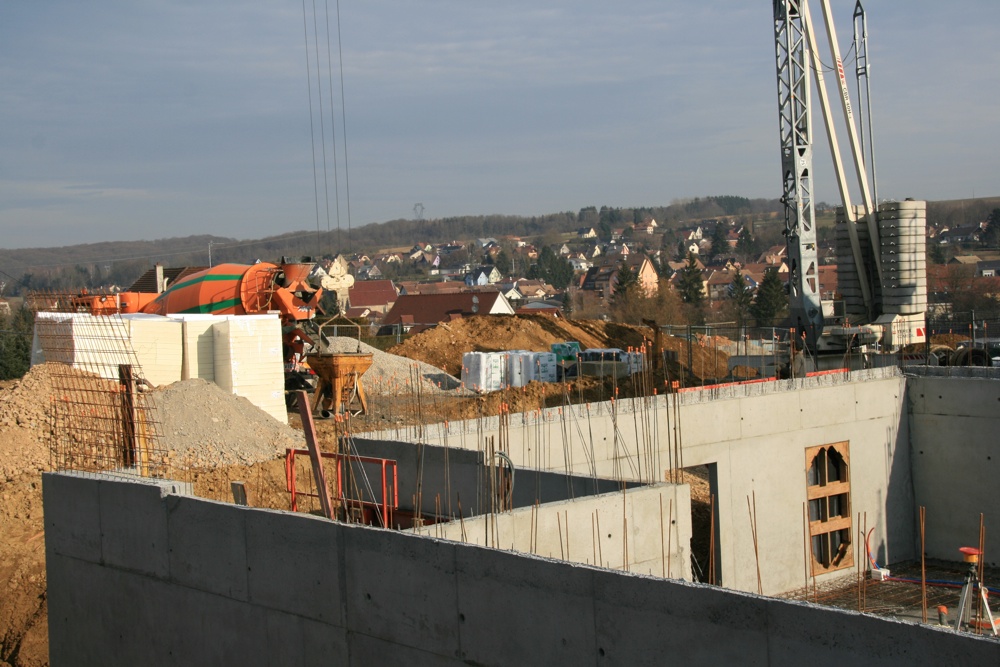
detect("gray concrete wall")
(44, 471), (999, 666)
(908, 375), (1000, 564)
(409, 483), (692, 580)
(365, 369), (914, 595)
(349, 438), (641, 519)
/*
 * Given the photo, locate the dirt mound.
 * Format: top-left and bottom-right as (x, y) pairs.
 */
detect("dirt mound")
(0, 365), (56, 666)
(152, 379), (303, 468)
(0, 365), (57, 482)
(388, 315), (650, 377)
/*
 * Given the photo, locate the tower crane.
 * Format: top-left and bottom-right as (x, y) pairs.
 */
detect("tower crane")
(771, 0), (926, 359)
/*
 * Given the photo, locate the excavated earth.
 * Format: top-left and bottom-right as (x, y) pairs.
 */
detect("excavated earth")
(0, 316), (729, 666)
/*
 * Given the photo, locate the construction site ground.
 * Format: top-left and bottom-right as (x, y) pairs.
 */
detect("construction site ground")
(0, 316), (978, 665)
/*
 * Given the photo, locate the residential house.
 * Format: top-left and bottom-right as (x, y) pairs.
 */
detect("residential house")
(577, 227), (598, 239)
(633, 218), (658, 235)
(937, 225), (982, 245)
(355, 264), (383, 281)
(558, 243), (571, 256)
(666, 257), (705, 274)
(381, 292), (515, 334)
(705, 269), (759, 302)
(397, 281), (465, 296)
(759, 245), (787, 266)
(465, 266), (502, 286)
(977, 259), (1000, 277)
(515, 301), (562, 317)
(581, 255), (657, 299)
(568, 256), (592, 272)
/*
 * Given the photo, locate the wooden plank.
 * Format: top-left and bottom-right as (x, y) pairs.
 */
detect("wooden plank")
(297, 390), (335, 520)
(810, 516), (852, 536)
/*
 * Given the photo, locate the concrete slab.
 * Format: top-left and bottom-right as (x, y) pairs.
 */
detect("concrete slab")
(98, 477), (169, 578)
(593, 573), (769, 666)
(455, 546), (596, 666)
(246, 509), (344, 625)
(42, 472), (102, 564)
(166, 495), (249, 600)
(343, 527), (460, 657)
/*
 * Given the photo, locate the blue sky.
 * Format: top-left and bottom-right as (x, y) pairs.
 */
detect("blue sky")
(1, 1), (997, 249)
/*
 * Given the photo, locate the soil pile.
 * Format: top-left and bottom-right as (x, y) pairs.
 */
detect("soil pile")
(388, 315), (650, 377)
(0, 365), (57, 667)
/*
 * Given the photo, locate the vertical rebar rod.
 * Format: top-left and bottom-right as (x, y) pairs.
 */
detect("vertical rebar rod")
(920, 505), (927, 623)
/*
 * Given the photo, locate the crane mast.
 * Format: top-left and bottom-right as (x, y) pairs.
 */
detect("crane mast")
(772, 0), (823, 350)
(771, 0), (926, 358)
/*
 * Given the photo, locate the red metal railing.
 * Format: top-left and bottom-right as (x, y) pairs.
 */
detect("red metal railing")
(285, 448), (399, 528)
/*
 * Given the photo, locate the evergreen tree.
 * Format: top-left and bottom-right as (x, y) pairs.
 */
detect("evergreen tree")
(494, 249), (512, 276)
(982, 208), (1000, 248)
(613, 260), (639, 303)
(736, 227), (758, 260)
(527, 246), (575, 290)
(676, 253), (704, 306)
(561, 291), (573, 316)
(709, 223), (729, 260)
(728, 268), (753, 327)
(0, 306), (33, 380)
(749, 267), (787, 325)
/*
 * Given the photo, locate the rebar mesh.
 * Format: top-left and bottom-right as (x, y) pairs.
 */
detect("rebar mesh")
(29, 291), (173, 480)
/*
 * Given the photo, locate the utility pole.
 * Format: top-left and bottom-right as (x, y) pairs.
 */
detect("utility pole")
(208, 241), (214, 268)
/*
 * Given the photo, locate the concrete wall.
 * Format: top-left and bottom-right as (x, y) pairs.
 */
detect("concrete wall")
(908, 375), (1000, 564)
(409, 483), (692, 580)
(351, 438), (642, 519)
(366, 369), (914, 595)
(44, 471), (999, 666)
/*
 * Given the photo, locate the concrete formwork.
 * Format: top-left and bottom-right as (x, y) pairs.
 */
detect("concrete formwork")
(370, 369), (914, 595)
(44, 472), (1000, 666)
(409, 483), (692, 579)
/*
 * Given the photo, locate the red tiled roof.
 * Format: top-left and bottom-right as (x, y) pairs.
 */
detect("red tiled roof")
(347, 279), (398, 308)
(382, 293), (513, 333)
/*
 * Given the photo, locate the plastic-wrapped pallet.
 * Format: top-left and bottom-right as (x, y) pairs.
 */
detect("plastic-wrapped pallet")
(505, 350), (536, 388)
(212, 315), (287, 424)
(627, 351), (645, 375)
(461, 351), (504, 393)
(550, 341), (581, 362)
(533, 352), (558, 383)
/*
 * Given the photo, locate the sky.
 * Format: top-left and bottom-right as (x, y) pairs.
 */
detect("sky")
(1, 1), (998, 250)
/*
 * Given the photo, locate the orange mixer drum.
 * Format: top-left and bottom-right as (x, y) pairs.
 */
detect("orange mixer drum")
(144, 263), (280, 316)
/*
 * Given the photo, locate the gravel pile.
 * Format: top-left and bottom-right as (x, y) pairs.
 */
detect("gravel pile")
(321, 337), (467, 395)
(151, 378), (303, 468)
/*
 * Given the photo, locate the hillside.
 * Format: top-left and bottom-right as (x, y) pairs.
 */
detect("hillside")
(2, 195), (996, 297)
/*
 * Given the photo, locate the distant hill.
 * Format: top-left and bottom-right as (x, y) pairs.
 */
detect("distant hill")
(0, 195), (994, 296)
